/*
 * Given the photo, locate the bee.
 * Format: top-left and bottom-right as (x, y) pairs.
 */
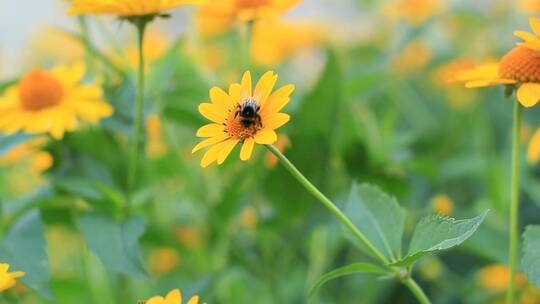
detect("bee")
(234, 98), (262, 128)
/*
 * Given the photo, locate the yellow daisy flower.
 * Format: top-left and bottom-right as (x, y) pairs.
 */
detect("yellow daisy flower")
(454, 17), (540, 107)
(193, 71), (294, 167)
(0, 63), (113, 140)
(68, 0), (207, 17)
(431, 194), (454, 215)
(146, 289), (201, 304)
(0, 263), (25, 293)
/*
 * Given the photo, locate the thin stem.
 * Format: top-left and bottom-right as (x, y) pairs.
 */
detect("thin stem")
(266, 145), (432, 304)
(77, 16), (95, 75)
(126, 21), (147, 213)
(266, 144), (387, 262)
(507, 101), (522, 304)
(403, 277), (431, 304)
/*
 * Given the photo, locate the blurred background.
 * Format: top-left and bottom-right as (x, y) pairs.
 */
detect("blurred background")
(1, 0), (540, 303)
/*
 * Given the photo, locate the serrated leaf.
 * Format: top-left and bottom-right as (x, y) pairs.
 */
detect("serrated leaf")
(0, 210), (52, 299)
(523, 225), (540, 288)
(308, 263), (386, 298)
(344, 183), (405, 261)
(77, 212), (147, 277)
(393, 210), (488, 267)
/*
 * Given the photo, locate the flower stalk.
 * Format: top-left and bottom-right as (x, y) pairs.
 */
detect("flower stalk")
(507, 100), (522, 304)
(265, 144), (431, 304)
(126, 18), (148, 213)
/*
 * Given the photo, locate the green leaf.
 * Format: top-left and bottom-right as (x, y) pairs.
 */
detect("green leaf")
(344, 183), (405, 261)
(308, 263), (386, 298)
(0, 210), (52, 299)
(523, 225), (540, 288)
(393, 210), (489, 267)
(77, 212), (147, 277)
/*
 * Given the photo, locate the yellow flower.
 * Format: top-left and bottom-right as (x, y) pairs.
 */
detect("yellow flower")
(519, 0), (540, 14)
(28, 28), (84, 65)
(527, 127), (540, 164)
(0, 137), (53, 173)
(174, 226), (202, 249)
(431, 194), (454, 215)
(193, 71), (294, 167)
(0, 63), (113, 140)
(147, 289), (201, 304)
(124, 31), (170, 69)
(251, 20), (322, 66)
(477, 264), (526, 291)
(390, 40), (432, 74)
(454, 18), (540, 108)
(0, 263), (25, 293)
(240, 205), (258, 229)
(196, 0), (301, 37)
(382, 0), (444, 25)
(146, 114), (168, 158)
(68, 0), (207, 17)
(150, 247), (180, 274)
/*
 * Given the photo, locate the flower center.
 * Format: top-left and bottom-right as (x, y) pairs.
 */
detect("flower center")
(225, 100), (262, 140)
(499, 46), (540, 83)
(18, 70), (64, 111)
(235, 0), (270, 9)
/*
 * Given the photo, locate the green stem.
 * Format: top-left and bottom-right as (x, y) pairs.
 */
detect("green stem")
(403, 277), (431, 304)
(265, 145), (431, 304)
(507, 101), (522, 304)
(265, 144), (388, 263)
(77, 16), (94, 75)
(126, 21), (147, 213)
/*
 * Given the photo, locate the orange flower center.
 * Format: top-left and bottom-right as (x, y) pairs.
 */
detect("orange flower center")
(18, 70), (64, 111)
(235, 0), (270, 9)
(499, 46), (540, 83)
(225, 103), (262, 140)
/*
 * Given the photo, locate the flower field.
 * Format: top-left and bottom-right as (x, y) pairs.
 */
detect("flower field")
(1, 0), (540, 303)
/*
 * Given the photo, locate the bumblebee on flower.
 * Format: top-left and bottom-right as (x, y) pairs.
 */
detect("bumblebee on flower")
(193, 71), (294, 167)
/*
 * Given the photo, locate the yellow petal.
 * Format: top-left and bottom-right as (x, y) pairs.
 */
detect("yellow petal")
(514, 30), (538, 42)
(263, 113), (290, 129)
(254, 129), (277, 144)
(517, 83), (540, 107)
(0, 264), (9, 273)
(240, 137), (255, 161)
(527, 128), (540, 164)
(187, 296), (200, 304)
(240, 71), (252, 98)
(192, 133), (229, 153)
(200, 139), (231, 167)
(229, 83), (242, 104)
(217, 139), (239, 164)
(260, 84), (295, 115)
(254, 71), (277, 106)
(196, 123), (225, 137)
(530, 17), (540, 37)
(165, 289), (181, 304)
(198, 103), (227, 123)
(210, 86), (234, 109)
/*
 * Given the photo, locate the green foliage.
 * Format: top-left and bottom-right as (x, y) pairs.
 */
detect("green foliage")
(77, 212), (147, 277)
(523, 225), (540, 288)
(344, 183), (405, 261)
(393, 211), (489, 267)
(308, 262), (386, 298)
(0, 210), (51, 298)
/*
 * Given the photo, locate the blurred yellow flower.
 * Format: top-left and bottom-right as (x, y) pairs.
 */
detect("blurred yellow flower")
(527, 127), (540, 164)
(150, 247), (179, 274)
(390, 40), (432, 74)
(146, 114), (168, 159)
(382, 0), (444, 25)
(193, 71), (294, 167)
(431, 194), (454, 215)
(28, 29), (84, 65)
(240, 205), (258, 229)
(251, 20), (322, 66)
(0, 137), (53, 173)
(432, 59), (479, 108)
(0, 63), (113, 140)
(174, 226), (202, 249)
(196, 0), (301, 37)
(68, 0), (206, 17)
(477, 264), (526, 291)
(454, 18), (540, 108)
(0, 263), (25, 293)
(146, 289), (201, 304)
(519, 0), (540, 13)
(124, 31), (169, 69)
